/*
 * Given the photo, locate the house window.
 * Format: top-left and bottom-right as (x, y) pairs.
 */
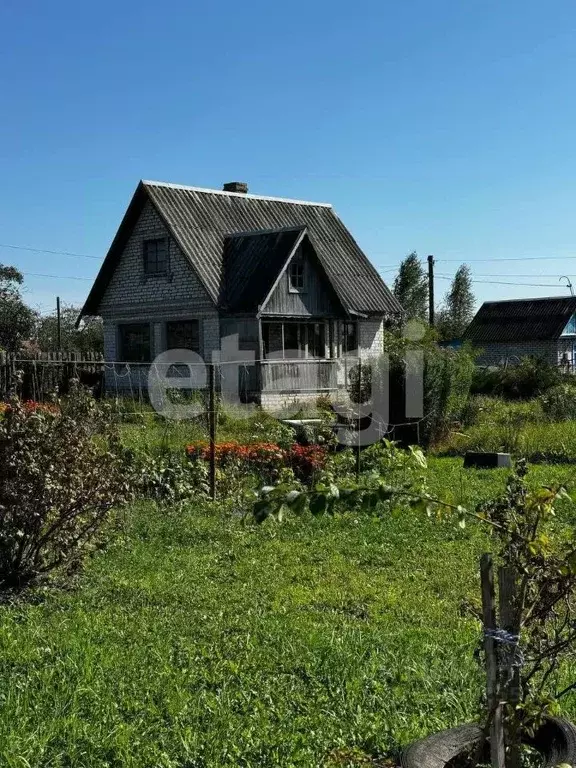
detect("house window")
(283, 323), (304, 358)
(262, 321), (327, 360)
(307, 322), (326, 359)
(289, 261), (305, 291)
(118, 323), (151, 362)
(166, 320), (200, 352)
(342, 321), (358, 355)
(143, 238), (168, 275)
(262, 323), (283, 357)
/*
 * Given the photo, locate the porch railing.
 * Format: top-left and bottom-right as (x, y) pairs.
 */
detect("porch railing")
(260, 358), (357, 393)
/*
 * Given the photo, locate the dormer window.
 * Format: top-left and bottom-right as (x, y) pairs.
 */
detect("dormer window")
(289, 260), (305, 292)
(563, 313), (576, 335)
(143, 238), (168, 275)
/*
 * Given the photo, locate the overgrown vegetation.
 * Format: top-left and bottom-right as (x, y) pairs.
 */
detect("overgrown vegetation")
(0, 458), (575, 766)
(348, 334), (475, 447)
(436, 388), (576, 463)
(471, 357), (562, 400)
(3, 353), (576, 764)
(0, 385), (132, 591)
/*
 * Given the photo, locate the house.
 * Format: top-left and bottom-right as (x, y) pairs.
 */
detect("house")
(79, 180), (402, 406)
(463, 296), (576, 368)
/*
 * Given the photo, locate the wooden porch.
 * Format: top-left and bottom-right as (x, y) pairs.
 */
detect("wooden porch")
(259, 357), (358, 393)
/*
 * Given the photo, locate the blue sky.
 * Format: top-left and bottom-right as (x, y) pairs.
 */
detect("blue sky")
(1, 0), (575, 314)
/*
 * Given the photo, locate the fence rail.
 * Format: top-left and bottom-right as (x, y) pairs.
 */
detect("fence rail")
(0, 353), (363, 402)
(0, 352), (105, 401)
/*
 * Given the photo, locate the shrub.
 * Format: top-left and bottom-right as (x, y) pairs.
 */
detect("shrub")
(0, 387), (132, 591)
(288, 444), (328, 480)
(539, 382), (576, 421)
(186, 440), (327, 483)
(421, 344), (475, 444)
(472, 357), (562, 400)
(461, 395), (544, 428)
(360, 439), (427, 481)
(0, 400), (59, 417)
(349, 341), (475, 447)
(132, 450), (208, 501)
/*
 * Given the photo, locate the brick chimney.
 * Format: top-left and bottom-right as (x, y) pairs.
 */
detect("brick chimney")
(223, 181), (248, 194)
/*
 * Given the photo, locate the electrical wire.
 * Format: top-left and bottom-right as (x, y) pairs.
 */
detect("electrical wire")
(0, 243), (100, 260)
(435, 275), (562, 288)
(21, 271), (92, 281)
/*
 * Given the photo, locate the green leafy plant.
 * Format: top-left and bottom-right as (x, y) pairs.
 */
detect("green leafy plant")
(0, 385), (132, 591)
(249, 441), (434, 525)
(472, 358), (561, 400)
(132, 450), (209, 501)
(475, 463), (576, 717)
(540, 383), (576, 422)
(348, 340), (475, 447)
(249, 453), (576, 765)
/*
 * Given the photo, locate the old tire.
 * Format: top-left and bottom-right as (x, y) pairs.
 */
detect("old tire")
(400, 724), (483, 768)
(535, 716), (576, 767)
(400, 717), (576, 768)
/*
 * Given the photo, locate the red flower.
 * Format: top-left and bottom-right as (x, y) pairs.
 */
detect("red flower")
(0, 401), (59, 416)
(185, 439), (327, 481)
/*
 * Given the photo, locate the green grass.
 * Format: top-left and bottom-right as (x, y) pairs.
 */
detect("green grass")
(435, 395), (576, 463)
(1, 458), (576, 767)
(437, 420), (576, 463)
(117, 404), (301, 456)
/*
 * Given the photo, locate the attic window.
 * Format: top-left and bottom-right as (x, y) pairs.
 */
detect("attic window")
(289, 260), (305, 292)
(143, 238), (168, 275)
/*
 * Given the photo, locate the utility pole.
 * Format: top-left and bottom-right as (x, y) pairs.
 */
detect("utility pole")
(427, 255), (435, 327)
(208, 362), (217, 501)
(56, 296), (62, 351)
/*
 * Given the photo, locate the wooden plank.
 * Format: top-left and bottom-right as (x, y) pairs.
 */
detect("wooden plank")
(480, 554), (505, 768)
(208, 363), (216, 501)
(499, 565), (521, 768)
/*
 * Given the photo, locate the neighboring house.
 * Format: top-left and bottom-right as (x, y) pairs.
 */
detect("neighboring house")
(79, 180), (402, 405)
(463, 296), (576, 368)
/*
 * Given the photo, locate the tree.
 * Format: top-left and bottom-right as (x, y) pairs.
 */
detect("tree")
(393, 252), (428, 320)
(0, 264), (37, 353)
(36, 304), (103, 355)
(437, 264), (475, 340)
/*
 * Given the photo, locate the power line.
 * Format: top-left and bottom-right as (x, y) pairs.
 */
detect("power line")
(377, 256), (576, 271)
(436, 275), (563, 288)
(437, 255), (576, 263)
(21, 271), (92, 282)
(454, 272), (573, 278)
(0, 243), (101, 260)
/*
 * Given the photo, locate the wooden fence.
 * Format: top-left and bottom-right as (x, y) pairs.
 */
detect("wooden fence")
(0, 352), (105, 401)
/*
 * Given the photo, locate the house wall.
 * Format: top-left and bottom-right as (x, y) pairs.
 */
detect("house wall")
(358, 318), (384, 358)
(473, 339), (575, 367)
(262, 243), (340, 317)
(97, 199), (220, 392)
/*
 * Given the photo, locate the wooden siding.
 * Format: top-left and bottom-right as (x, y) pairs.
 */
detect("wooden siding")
(261, 244), (341, 317)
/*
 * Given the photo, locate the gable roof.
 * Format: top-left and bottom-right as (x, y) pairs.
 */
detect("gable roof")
(81, 180), (402, 317)
(464, 296), (576, 343)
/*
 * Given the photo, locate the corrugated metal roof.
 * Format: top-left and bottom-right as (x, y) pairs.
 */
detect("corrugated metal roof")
(464, 296), (576, 343)
(222, 226), (307, 312)
(81, 180), (402, 317)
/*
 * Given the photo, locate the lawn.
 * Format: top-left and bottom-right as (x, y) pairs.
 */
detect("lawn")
(1, 458), (576, 767)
